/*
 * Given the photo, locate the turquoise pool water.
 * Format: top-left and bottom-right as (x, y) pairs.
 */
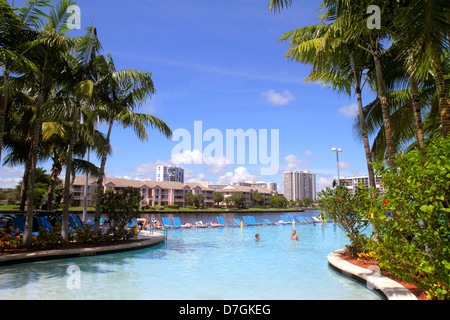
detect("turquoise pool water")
(0, 212), (381, 300)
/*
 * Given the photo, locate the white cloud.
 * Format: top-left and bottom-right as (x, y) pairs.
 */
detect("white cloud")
(316, 177), (334, 193)
(339, 162), (351, 170)
(217, 167), (260, 185)
(171, 149), (204, 165)
(281, 154), (309, 172)
(338, 103), (358, 118)
(261, 89), (294, 106)
(0, 166), (24, 188)
(129, 160), (170, 181)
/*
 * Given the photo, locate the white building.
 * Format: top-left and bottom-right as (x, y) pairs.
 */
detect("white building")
(339, 176), (386, 197)
(231, 181), (277, 192)
(283, 171), (316, 201)
(156, 165), (184, 183)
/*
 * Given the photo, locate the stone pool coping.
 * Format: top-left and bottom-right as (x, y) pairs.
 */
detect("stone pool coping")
(0, 232), (165, 266)
(328, 249), (417, 300)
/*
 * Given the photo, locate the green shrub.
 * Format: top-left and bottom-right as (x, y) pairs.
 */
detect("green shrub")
(166, 205), (180, 209)
(318, 185), (371, 257)
(366, 137), (450, 300)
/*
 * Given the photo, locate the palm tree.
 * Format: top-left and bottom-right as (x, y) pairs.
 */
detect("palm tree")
(92, 54), (172, 232)
(21, 0), (78, 246)
(0, 0), (42, 163)
(273, 7), (378, 189)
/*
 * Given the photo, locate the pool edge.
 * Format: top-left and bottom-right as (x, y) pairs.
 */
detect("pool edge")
(0, 233), (165, 267)
(327, 249), (417, 300)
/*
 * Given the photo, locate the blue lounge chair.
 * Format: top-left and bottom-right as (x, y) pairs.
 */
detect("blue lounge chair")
(293, 216), (302, 224)
(217, 216), (231, 226)
(280, 216), (290, 224)
(37, 216), (53, 232)
(162, 217), (173, 228)
(250, 216), (259, 225)
(288, 216), (295, 223)
(56, 216), (77, 232)
(12, 217), (26, 235)
(174, 217), (190, 228)
(312, 217), (321, 223)
(233, 219), (242, 226)
(263, 218), (274, 225)
(243, 216), (253, 225)
(71, 214), (85, 228)
(299, 217), (307, 223)
(305, 217), (313, 223)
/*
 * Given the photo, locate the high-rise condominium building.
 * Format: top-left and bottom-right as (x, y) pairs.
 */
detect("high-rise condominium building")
(283, 171), (316, 201)
(156, 165), (184, 183)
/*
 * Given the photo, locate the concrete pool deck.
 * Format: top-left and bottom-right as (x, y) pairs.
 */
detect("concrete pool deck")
(328, 249), (418, 300)
(0, 232), (165, 266)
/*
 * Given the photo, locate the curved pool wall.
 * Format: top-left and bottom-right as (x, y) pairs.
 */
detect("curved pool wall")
(0, 211), (382, 300)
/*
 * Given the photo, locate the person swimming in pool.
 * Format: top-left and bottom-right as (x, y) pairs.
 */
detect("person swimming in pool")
(255, 233), (260, 241)
(291, 230), (299, 240)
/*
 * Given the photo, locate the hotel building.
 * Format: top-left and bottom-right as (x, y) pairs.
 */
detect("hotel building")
(156, 165), (184, 183)
(339, 176), (386, 197)
(70, 176), (277, 208)
(283, 170), (316, 201)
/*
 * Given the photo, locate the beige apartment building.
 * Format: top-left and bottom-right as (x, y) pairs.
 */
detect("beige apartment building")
(283, 170), (316, 202)
(70, 176), (276, 208)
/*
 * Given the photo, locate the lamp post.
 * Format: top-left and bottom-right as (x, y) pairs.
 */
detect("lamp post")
(331, 148), (343, 186)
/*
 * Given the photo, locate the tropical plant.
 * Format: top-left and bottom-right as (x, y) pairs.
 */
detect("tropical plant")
(92, 53), (172, 232)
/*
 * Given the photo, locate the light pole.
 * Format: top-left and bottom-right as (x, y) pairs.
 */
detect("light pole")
(331, 148), (343, 186)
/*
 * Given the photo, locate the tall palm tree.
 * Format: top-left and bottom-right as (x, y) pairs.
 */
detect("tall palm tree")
(272, 6), (378, 189)
(0, 0), (42, 163)
(92, 54), (172, 232)
(21, 0), (78, 246)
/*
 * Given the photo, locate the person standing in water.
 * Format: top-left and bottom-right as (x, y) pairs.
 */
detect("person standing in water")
(291, 230), (299, 240)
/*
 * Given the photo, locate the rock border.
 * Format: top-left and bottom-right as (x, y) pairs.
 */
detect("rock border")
(0, 232), (165, 266)
(328, 248), (417, 300)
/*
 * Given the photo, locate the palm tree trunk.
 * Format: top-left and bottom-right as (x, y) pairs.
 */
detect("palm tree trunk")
(23, 89), (43, 247)
(20, 144), (33, 211)
(409, 77), (425, 148)
(0, 68), (10, 162)
(352, 60), (376, 191)
(94, 118), (114, 232)
(61, 105), (79, 241)
(434, 59), (450, 138)
(372, 44), (396, 169)
(47, 154), (62, 212)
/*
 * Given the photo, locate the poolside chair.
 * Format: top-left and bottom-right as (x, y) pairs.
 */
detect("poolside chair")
(293, 216), (303, 224)
(56, 216), (77, 232)
(280, 216), (290, 224)
(263, 218), (274, 225)
(249, 216), (260, 225)
(71, 214), (85, 228)
(195, 221), (207, 228)
(12, 217), (26, 235)
(312, 217), (322, 223)
(233, 219), (243, 226)
(287, 216), (295, 223)
(217, 216), (231, 226)
(299, 217), (307, 224)
(36, 216), (53, 232)
(243, 216), (253, 225)
(305, 217), (313, 223)
(162, 217), (173, 229)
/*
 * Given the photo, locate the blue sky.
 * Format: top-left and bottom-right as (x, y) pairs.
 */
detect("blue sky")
(1, 0), (378, 192)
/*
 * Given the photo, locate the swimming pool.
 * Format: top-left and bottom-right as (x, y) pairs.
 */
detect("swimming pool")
(0, 211), (381, 300)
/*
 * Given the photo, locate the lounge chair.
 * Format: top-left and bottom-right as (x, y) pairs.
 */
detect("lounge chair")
(71, 215), (85, 228)
(243, 216), (253, 225)
(56, 216), (77, 232)
(305, 217), (313, 223)
(312, 217), (322, 223)
(12, 217), (26, 235)
(195, 221), (207, 228)
(293, 216), (303, 224)
(233, 219), (243, 226)
(162, 217), (173, 228)
(36, 216), (53, 232)
(280, 216), (290, 224)
(173, 217), (191, 228)
(263, 218), (274, 225)
(287, 216), (295, 223)
(217, 216), (231, 226)
(249, 216), (260, 225)
(299, 217), (307, 223)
